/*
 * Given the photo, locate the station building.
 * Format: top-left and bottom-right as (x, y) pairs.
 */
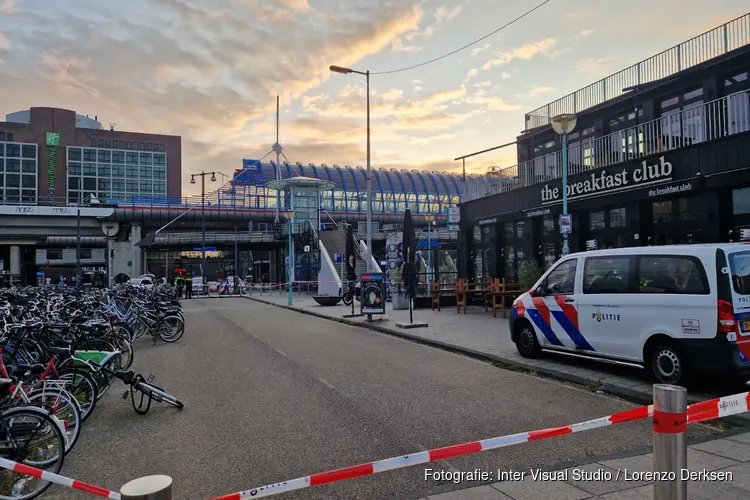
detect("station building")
(458, 13), (750, 281)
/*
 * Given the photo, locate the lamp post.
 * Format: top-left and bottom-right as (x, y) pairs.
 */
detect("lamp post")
(329, 64), (372, 272)
(550, 114), (577, 256)
(284, 209), (294, 305)
(154, 207), (195, 280)
(190, 171), (217, 281)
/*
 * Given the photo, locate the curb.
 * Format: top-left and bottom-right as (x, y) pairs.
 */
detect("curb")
(242, 295), (750, 428)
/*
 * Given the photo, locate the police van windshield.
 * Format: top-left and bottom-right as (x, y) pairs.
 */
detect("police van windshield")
(729, 250), (750, 295)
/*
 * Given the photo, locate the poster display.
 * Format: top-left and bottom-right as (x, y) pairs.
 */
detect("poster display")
(360, 272), (386, 315)
(385, 232), (403, 292)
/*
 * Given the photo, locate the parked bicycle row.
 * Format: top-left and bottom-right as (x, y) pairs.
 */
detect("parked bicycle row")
(0, 284), (186, 499)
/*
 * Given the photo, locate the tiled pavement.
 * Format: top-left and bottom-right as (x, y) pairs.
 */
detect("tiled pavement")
(238, 291), (746, 407)
(415, 433), (750, 500)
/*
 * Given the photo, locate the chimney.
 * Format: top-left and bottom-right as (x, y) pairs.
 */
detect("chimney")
(95, 115), (98, 121)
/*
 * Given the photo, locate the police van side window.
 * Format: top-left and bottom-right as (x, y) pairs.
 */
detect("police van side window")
(583, 257), (633, 294)
(638, 256), (709, 294)
(542, 260), (577, 295)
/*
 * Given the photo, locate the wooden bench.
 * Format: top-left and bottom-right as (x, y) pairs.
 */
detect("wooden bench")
(431, 282), (455, 311)
(456, 279), (490, 314)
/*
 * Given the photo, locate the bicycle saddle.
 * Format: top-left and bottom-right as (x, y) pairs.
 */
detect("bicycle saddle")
(0, 378), (12, 393)
(48, 346), (71, 356)
(17, 363), (45, 375)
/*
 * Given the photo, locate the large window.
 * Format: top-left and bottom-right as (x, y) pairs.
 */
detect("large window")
(0, 141), (37, 203)
(733, 188), (750, 215)
(638, 256), (709, 295)
(542, 259), (576, 295)
(729, 251), (750, 295)
(66, 147), (167, 203)
(583, 256), (632, 294)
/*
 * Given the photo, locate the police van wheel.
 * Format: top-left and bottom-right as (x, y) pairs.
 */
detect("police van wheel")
(515, 320), (541, 359)
(646, 339), (686, 385)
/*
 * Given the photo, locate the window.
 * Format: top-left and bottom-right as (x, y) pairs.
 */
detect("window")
(82, 149), (96, 162)
(105, 140), (112, 148)
(684, 88), (704, 101)
(653, 200), (672, 223)
(638, 256), (709, 294)
(46, 249), (63, 260)
(725, 71), (748, 88)
(542, 259), (577, 295)
(119, 141), (126, 149)
(90, 138), (97, 147)
(584, 257), (632, 294)
(140, 142), (145, 150)
(516, 220), (525, 239)
(6, 133), (12, 141)
(733, 188), (750, 215)
(68, 148), (82, 162)
(21, 145), (36, 158)
(5, 144), (20, 157)
(589, 211), (605, 230)
(80, 249), (92, 259)
(661, 96), (679, 109)
(126, 142), (132, 149)
(610, 207), (627, 228)
(98, 139), (104, 147)
(543, 215), (555, 235)
(159, 144), (165, 152)
(729, 251), (750, 295)
(146, 143), (153, 151)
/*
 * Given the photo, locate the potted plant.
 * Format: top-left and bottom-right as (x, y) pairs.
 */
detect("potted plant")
(518, 259), (544, 291)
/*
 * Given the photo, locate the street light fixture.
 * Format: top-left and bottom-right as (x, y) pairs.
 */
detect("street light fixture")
(550, 114), (577, 256)
(329, 64), (372, 272)
(189, 171), (217, 280)
(284, 209), (294, 306)
(424, 215), (436, 289)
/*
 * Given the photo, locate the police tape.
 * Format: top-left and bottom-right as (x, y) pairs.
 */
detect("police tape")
(209, 390), (750, 499)
(0, 457), (121, 499)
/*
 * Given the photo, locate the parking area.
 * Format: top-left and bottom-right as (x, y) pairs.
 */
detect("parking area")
(45, 298), (724, 499)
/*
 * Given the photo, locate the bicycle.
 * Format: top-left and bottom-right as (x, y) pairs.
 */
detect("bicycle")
(104, 367), (184, 415)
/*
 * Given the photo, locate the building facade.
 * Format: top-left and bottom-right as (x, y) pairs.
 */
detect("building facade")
(459, 15), (750, 282)
(0, 107), (182, 204)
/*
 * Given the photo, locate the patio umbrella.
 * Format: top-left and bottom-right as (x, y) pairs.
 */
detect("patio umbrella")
(402, 209), (417, 302)
(345, 224), (357, 282)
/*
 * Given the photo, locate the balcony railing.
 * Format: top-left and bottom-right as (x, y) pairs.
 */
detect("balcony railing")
(483, 89), (750, 197)
(524, 13), (750, 130)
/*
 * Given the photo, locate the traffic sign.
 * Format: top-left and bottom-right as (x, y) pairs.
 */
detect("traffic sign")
(559, 214), (572, 235)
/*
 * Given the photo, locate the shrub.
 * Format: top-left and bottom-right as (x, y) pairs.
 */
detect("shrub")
(518, 259), (544, 290)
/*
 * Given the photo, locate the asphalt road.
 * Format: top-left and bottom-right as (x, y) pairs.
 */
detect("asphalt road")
(48, 298), (719, 500)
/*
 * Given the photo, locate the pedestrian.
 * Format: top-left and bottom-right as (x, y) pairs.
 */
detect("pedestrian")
(176, 274), (184, 299)
(186, 274), (193, 298)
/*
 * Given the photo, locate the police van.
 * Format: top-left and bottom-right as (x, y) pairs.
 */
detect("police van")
(509, 244), (750, 385)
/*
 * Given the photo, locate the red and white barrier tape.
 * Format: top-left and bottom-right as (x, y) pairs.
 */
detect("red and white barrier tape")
(0, 457), (121, 499)
(210, 391), (750, 499)
(3, 393), (746, 499)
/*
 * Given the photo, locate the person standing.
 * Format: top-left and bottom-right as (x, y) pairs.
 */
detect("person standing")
(175, 274), (184, 299)
(186, 274), (193, 299)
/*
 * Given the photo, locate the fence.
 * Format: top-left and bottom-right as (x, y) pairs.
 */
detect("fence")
(3, 384), (747, 499)
(483, 88), (750, 198)
(524, 13), (750, 130)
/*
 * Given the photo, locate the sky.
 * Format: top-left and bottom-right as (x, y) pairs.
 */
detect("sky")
(0, 0), (748, 196)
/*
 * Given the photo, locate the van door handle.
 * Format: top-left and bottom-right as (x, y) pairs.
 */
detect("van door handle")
(564, 297), (575, 303)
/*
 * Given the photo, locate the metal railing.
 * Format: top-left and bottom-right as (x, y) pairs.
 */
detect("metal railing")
(525, 13), (750, 130)
(484, 89), (750, 197)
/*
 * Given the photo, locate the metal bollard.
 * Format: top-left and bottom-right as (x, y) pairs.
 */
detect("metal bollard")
(120, 475), (172, 500)
(653, 384), (688, 500)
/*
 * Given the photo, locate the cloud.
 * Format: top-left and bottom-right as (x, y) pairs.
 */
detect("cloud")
(475, 38), (557, 75)
(523, 86), (555, 98)
(464, 93), (521, 112)
(565, 12), (589, 19)
(500, 71), (511, 79)
(575, 55), (620, 74)
(0, 0), (425, 183)
(0, 0), (16, 14)
(471, 43), (491, 56)
(580, 29), (595, 37)
(434, 5), (463, 23)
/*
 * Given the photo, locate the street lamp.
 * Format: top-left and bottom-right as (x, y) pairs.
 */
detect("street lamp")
(550, 114), (577, 256)
(330, 64), (372, 272)
(189, 171), (217, 281)
(154, 207), (195, 281)
(284, 209), (294, 305)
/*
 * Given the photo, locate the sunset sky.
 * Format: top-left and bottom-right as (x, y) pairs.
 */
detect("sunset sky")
(0, 0), (748, 195)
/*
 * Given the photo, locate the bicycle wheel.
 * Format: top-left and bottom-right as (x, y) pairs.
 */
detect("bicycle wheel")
(25, 389), (82, 456)
(158, 316), (184, 343)
(57, 370), (98, 422)
(107, 334), (133, 370)
(113, 322), (135, 343)
(0, 406), (66, 500)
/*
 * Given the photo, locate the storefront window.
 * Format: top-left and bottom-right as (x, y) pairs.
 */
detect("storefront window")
(516, 220), (525, 239)
(677, 197), (702, 222)
(504, 245), (515, 279)
(543, 215), (555, 235)
(482, 225), (495, 243)
(589, 211), (606, 230)
(610, 207), (627, 227)
(543, 242), (557, 269)
(653, 200), (672, 224)
(473, 226), (481, 243)
(733, 188), (750, 215)
(504, 222), (514, 239)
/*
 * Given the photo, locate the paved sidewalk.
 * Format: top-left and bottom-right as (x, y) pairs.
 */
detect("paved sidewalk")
(239, 292), (744, 406)
(413, 432), (750, 500)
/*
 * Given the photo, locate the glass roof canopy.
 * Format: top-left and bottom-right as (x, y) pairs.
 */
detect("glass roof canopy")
(225, 160), (497, 215)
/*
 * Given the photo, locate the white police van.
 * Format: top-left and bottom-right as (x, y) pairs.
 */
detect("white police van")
(509, 244), (750, 384)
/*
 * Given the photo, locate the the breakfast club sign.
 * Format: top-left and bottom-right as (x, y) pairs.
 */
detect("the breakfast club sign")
(540, 156), (674, 205)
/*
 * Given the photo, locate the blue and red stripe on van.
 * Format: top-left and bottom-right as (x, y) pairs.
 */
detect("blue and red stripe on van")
(520, 297), (595, 351)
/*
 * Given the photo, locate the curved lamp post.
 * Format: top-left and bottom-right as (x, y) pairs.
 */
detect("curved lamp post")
(284, 209), (294, 305)
(550, 114), (577, 256)
(190, 171), (217, 281)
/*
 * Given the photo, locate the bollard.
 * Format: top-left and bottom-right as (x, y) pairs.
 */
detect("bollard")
(653, 384), (688, 500)
(120, 475), (172, 500)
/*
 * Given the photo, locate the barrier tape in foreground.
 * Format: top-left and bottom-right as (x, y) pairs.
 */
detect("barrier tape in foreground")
(0, 457), (121, 499)
(1, 392), (747, 499)
(210, 391), (750, 500)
